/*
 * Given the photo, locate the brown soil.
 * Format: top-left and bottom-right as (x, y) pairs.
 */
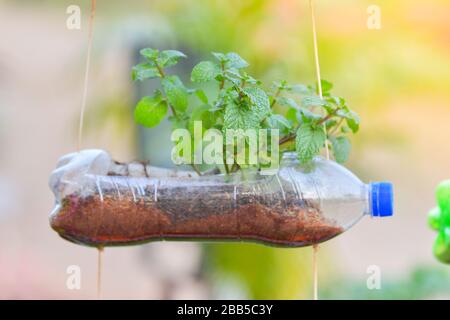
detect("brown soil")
(50, 191), (343, 248)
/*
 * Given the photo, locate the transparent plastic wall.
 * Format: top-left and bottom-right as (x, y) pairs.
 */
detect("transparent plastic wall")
(49, 150), (391, 248)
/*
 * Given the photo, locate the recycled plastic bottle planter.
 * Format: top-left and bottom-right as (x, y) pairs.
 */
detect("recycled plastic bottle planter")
(49, 150), (393, 248)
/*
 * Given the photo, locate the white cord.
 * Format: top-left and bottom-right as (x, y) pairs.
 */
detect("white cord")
(77, 0), (96, 151)
(309, 0), (330, 160)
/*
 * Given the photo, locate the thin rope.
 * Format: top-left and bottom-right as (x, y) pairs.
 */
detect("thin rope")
(309, 0), (330, 160)
(309, 0), (325, 302)
(312, 244), (319, 300)
(77, 0), (97, 151)
(97, 247), (104, 299)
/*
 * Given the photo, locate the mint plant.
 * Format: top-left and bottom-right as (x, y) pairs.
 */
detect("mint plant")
(132, 48), (360, 174)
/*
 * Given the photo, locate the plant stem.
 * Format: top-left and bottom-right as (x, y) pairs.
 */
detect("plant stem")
(317, 112), (334, 126)
(191, 164), (202, 176)
(156, 62), (178, 118)
(219, 62), (226, 90)
(237, 79), (247, 101)
(231, 162), (241, 173)
(270, 88), (281, 108)
(157, 62), (198, 175)
(279, 133), (296, 146)
(222, 148), (230, 174)
(279, 125), (299, 146)
(155, 63), (166, 78)
(224, 162), (230, 175)
(328, 118), (344, 135)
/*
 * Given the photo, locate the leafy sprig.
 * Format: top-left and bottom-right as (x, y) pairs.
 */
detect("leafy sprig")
(133, 48), (360, 174)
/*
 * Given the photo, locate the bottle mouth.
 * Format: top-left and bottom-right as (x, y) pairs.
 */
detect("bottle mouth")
(370, 182), (394, 217)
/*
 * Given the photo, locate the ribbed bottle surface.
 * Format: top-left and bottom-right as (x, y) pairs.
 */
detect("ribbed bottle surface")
(49, 150), (372, 247)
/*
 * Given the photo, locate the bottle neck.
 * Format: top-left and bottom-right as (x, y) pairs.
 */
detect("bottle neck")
(363, 184), (371, 216)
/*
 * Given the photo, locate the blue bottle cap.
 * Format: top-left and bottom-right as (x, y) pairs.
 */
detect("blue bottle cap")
(370, 182), (394, 217)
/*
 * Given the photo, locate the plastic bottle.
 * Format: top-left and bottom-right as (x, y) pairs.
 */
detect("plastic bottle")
(49, 150), (393, 247)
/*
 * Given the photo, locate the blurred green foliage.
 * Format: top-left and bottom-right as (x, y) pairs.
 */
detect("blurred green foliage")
(204, 243), (313, 299)
(428, 180), (450, 264)
(321, 266), (450, 300)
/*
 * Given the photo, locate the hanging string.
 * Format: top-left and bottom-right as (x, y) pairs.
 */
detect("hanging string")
(97, 247), (104, 299)
(74, 1), (102, 300)
(309, 0), (327, 301)
(309, 0), (330, 160)
(77, 0), (97, 152)
(312, 244), (319, 300)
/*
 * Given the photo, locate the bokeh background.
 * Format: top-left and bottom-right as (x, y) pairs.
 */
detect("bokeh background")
(0, 0), (449, 299)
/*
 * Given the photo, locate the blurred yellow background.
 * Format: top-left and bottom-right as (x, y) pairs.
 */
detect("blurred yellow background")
(0, 0), (449, 299)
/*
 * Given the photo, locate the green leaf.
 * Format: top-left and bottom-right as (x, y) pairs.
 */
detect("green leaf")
(140, 48), (159, 61)
(325, 119), (338, 130)
(309, 80), (333, 96)
(288, 84), (310, 94)
(327, 95), (346, 108)
(132, 63), (160, 81)
(158, 50), (187, 68)
(169, 116), (188, 131)
(134, 92), (168, 128)
(226, 52), (249, 69)
(188, 104), (216, 134)
(191, 61), (220, 82)
(162, 75), (189, 112)
(298, 108), (322, 123)
(301, 96), (329, 108)
(212, 52), (227, 62)
(295, 124), (326, 163)
(241, 72), (259, 85)
(286, 108), (299, 125)
(346, 111), (360, 133)
(318, 79), (333, 94)
(224, 102), (260, 130)
(337, 109), (360, 133)
(273, 80), (288, 90)
(330, 136), (351, 163)
(340, 125), (351, 134)
(243, 87), (270, 121)
(277, 97), (299, 109)
(195, 89), (209, 104)
(267, 114), (291, 131)
(223, 72), (242, 86)
(280, 97), (326, 123)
